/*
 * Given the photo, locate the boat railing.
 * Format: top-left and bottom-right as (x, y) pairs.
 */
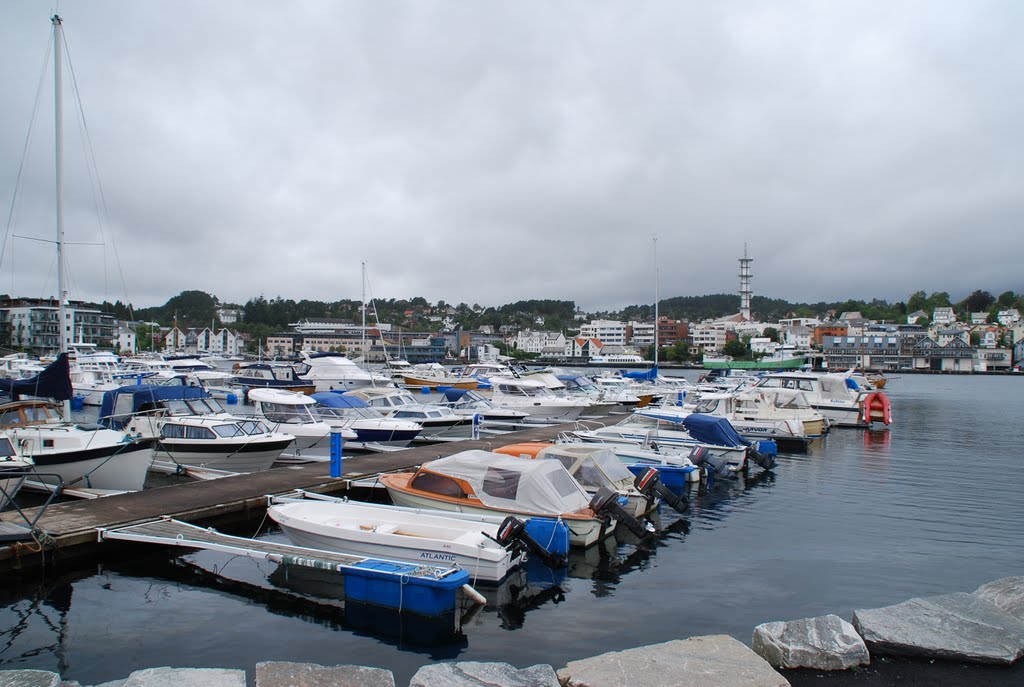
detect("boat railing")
(0, 471), (65, 544)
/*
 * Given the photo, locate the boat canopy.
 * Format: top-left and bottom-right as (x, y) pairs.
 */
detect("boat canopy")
(441, 388), (474, 402)
(536, 445), (635, 489)
(0, 353), (74, 401)
(417, 450), (591, 513)
(99, 384), (212, 429)
(622, 366), (658, 381)
(310, 392), (369, 408)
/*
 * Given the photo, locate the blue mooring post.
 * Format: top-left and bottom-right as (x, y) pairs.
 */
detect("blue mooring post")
(329, 427), (344, 478)
(472, 413), (481, 440)
(677, 390), (686, 406)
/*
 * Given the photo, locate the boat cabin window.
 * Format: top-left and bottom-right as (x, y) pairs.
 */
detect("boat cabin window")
(238, 420), (270, 436)
(693, 398), (719, 414)
(410, 471), (466, 498)
(260, 402), (319, 424)
(213, 424), (244, 438)
(548, 468), (584, 499)
(0, 437), (16, 457)
(482, 467), (522, 500)
(161, 424), (185, 439)
(185, 426), (216, 440)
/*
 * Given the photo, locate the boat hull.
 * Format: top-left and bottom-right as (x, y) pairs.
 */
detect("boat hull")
(26, 438), (156, 491)
(157, 438), (292, 473)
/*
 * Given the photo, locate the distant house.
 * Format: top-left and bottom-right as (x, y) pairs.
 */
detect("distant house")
(906, 309), (927, 325)
(932, 307), (956, 325)
(565, 337), (602, 359)
(970, 312), (989, 325)
(997, 308), (1021, 326)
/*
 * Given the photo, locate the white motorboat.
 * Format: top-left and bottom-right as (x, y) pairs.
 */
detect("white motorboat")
(246, 388), (351, 457)
(310, 392), (423, 449)
(99, 384), (296, 473)
(294, 351), (385, 392)
(485, 376), (592, 421)
(672, 393), (814, 450)
(267, 498), (527, 583)
(380, 450), (648, 548)
(345, 387), (474, 440)
(750, 371), (891, 428)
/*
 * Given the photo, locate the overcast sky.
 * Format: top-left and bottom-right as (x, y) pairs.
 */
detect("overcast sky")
(1, 1), (1021, 314)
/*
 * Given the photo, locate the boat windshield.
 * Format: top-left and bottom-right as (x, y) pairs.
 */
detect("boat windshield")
(212, 421), (271, 438)
(260, 402), (321, 424)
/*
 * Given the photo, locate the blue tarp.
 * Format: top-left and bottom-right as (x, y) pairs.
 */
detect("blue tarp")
(311, 392), (369, 408)
(99, 384), (211, 429)
(681, 413), (753, 448)
(0, 353), (74, 401)
(845, 377), (861, 391)
(622, 366), (658, 381)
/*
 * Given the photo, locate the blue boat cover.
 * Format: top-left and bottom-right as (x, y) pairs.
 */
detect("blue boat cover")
(311, 392), (369, 408)
(681, 413), (752, 448)
(442, 388), (472, 402)
(0, 353), (74, 401)
(99, 384), (212, 429)
(622, 366), (658, 381)
(845, 377), (860, 391)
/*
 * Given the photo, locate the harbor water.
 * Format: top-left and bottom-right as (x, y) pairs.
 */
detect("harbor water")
(2, 372), (1023, 685)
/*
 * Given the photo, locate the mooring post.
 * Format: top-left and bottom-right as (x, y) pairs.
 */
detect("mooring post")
(329, 427), (344, 478)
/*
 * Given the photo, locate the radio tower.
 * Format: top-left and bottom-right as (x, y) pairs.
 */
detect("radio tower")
(738, 244), (753, 321)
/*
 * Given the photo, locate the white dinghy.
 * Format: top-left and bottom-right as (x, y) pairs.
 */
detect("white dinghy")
(267, 498), (528, 583)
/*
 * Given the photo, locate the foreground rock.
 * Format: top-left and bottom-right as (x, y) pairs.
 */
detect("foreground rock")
(853, 592), (1024, 664)
(409, 662), (558, 687)
(0, 671), (63, 687)
(118, 668), (244, 687)
(558, 635), (789, 687)
(752, 614), (869, 670)
(256, 662), (395, 687)
(973, 576), (1024, 622)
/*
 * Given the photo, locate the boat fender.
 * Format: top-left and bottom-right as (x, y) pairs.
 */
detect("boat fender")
(589, 487), (650, 540)
(489, 516), (567, 569)
(634, 467), (689, 514)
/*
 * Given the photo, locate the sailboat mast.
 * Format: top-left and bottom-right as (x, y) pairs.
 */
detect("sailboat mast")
(653, 235), (659, 369)
(361, 261), (367, 358)
(54, 15), (67, 357)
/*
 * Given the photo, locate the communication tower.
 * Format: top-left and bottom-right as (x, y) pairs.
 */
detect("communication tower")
(739, 245), (753, 320)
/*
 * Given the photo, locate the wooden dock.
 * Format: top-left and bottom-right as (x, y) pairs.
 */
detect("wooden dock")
(0, 420), (587, 572)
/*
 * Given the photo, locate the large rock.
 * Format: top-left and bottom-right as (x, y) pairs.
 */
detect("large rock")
(409, 662), (558, 687)
(558, 635), (789, 687)
(255, 662), (394, 687)
(119, 667), (245, 687)
(0, 671), (62, 687)
(973, 576), (1024, 622)
(752, 614), (869, 670)
(853, 592), (1024, 664)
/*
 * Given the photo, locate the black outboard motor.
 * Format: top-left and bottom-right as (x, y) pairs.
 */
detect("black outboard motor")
(588, 487), (651, 540)
(689, 446), (733, 479)
(633, 467), (689, 514)
(491, 516), (567, 569)
(748, 446), (776, 471)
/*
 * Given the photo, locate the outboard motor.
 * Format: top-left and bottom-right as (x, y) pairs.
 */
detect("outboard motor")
(633, 467), (688, 514)
(588, 487), (651, 540)
(748, 440), (777, 471)
(491, 516), (567, 569)
(690, 448), (733, 479)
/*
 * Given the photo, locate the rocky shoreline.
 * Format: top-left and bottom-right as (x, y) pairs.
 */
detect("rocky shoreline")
(2, 577), (1020, 686)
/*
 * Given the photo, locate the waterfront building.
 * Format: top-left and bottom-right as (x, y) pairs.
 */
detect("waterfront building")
(822, 333), (908, 371)
(164, 327), (246, 356)
(565, 337), (602, 360)
(974, 348), (1012, 372)
(0, 297), (116, 355)
(782, 325), (813, 349)
(910, 332), (974, 372)
(512, 330), (567, 355)
(578, 319), (631, 346)
(656, 317), (689, 347)
(689, 323), (728, 353)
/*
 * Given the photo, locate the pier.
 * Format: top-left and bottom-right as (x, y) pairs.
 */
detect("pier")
(0, 420), (581, 572)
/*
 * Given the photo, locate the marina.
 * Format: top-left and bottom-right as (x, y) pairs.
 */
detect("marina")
(1, 372), (1022, 686)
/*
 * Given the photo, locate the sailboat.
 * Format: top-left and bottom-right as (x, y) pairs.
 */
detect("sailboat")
(0, 16), (157, 494)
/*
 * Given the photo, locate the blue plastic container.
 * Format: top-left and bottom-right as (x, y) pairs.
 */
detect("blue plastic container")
(225, 392), (238, 405)
(523, 517), (570, 558)
(70, 395), (85, 412)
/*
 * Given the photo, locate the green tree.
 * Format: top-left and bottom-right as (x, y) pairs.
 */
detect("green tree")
(763, 327), (779, 342)
(723, 337), (749, 359)
(666, 341), (691, 362)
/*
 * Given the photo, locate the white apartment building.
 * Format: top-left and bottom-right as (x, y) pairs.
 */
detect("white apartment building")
(578, 319), (631, 346)
(689, 323), (728, 352)
(1, 299), (117, 355)
(164, 327), (245, 356)
(782, 325), (813, 348)
(629, 321), (656, 346)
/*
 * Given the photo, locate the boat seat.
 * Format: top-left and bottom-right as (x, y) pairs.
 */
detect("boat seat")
(357, 523), (398, 535)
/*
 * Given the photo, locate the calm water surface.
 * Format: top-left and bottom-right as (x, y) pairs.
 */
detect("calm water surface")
(2, 373), (1022, 685)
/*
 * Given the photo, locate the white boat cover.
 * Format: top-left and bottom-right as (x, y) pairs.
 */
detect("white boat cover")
(419, 450), (591, 514)
(535, 445), (635, 489)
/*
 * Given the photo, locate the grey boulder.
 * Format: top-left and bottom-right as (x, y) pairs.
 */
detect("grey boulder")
(409, 662), (559, 687)
(853, 592), (1024, 664)
(256, 662), (395, 687)
(973, 576), (1024, 622)
(752, 614), (869, 670)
